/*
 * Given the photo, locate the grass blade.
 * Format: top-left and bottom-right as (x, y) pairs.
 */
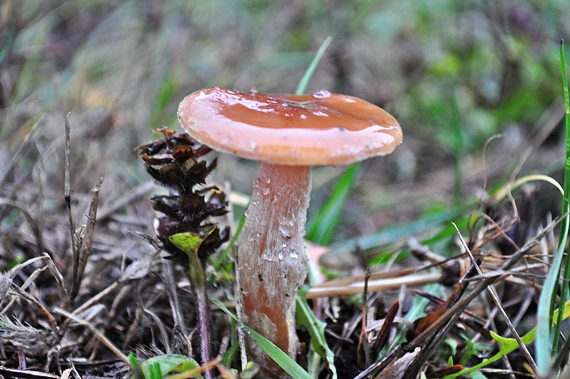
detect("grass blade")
(323, 205), (466, 262)
(295, 36), (332, 95)
(296, 291), (337, 378)
(449, 80), (465, 205)
(555, 39), (570, 350)
(452, 299), (570, 378)
(307, 163), (360, 245)
(536, 39), (570, 375)
(212, 204), (247, 271)
(211, 298), (311, 379)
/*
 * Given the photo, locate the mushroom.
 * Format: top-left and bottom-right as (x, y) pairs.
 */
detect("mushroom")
(177, 86), (402, 377)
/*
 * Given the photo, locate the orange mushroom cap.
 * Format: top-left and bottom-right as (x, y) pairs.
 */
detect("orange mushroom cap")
(177, 86), (402, 166)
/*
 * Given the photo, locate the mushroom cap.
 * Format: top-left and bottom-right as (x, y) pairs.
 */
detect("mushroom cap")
(177, 86), (402, 166)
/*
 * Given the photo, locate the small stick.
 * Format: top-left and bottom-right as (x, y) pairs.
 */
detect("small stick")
(97, 181), (156, 222)
(64, 113), (77, 309)
(355, 214), (565, 379)
(67, 177), (103, 306)
(409, 213), (565, 350)
(42, 253), (69, 307)
(357, 269), (372, 368)
(168, 356), (222, 379)
(306, 271), (443, 299)
(372, 300), (399, 355)
(71, 281), (120, 316)
(452, 222), (538, 374)
(9, 283), (59, 335)
(161, 258), (189, 347)
(0, 199), (45, 256)
(0, 367), (60, 379)
(53, 307), (131, 367)
(0, 113), (44, 188)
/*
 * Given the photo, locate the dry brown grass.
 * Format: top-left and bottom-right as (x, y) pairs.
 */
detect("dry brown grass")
(1, 1), (569, 378)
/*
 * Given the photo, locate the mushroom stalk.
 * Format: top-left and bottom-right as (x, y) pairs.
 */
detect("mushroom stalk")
(236, 162), (311, 378)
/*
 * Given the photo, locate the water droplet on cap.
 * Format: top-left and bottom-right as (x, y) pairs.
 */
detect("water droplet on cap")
(312, 89), (331, 99)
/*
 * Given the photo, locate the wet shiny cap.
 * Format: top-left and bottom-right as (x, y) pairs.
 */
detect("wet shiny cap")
(177, 86), (402, 166)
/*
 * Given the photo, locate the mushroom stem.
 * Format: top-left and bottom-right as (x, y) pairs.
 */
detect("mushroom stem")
(236, 162), (311, 378)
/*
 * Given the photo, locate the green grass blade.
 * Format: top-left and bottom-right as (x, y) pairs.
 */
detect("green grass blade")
(220, 317), (240, 368)
(553, 38), (570, 357)
(212, 204), (248, 270)
(323, 205), (466, 261)
(128, 353), (145, 379)
(295, 36), (332, 95)
(537, 39), (570, 375)
(535, 234), (566, 375)
(211, 298), (311, 379)
(11, 23), (49, 105)
(307, 163), (360, 245)
(450, 299), (570, 378)
(551, 40), (570, 352)
(140, 355), (202, 379)
(296, 290), (337, 379)
(151, 75), (177, 127)
(449, 80), (464, 205)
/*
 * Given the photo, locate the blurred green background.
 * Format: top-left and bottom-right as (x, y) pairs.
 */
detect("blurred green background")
(1, 0), (568, 248)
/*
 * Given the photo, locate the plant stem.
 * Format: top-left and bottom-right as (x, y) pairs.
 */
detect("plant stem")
(188, 254), (212, 379)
